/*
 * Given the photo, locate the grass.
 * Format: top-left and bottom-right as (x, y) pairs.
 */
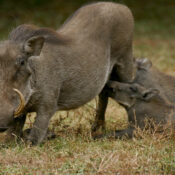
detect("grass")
(0, 126), (175, 174)
(0, 0), (175, 174)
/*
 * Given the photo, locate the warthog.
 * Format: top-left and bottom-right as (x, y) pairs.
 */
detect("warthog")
(100, 58), (175, 138)
(0, 2), (135, 144)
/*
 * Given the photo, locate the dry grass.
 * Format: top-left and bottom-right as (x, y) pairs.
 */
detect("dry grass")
(0, 124), (175, 174)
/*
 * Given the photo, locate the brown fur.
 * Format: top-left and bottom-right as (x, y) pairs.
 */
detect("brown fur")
(9, 24), (70, 45)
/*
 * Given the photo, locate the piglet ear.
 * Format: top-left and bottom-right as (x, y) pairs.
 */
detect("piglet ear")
(24, 36), (45, 56)
(136, 58), (152, 71)
(141, 88), (159, 101)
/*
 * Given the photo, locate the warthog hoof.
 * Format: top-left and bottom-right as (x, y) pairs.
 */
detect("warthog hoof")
(91, 120), (105, 132)
(22, 128), (56, 144)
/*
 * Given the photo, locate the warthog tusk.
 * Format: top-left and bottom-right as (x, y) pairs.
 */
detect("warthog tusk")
(13, 88), (25, 117)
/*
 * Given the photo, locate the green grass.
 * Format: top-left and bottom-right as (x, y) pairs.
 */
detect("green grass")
(0, 0), (175, 174)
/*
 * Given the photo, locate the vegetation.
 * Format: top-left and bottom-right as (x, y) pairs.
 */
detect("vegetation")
(0, 0), (175, 174)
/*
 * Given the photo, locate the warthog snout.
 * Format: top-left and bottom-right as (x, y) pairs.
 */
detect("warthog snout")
(0, 89), (26, 132)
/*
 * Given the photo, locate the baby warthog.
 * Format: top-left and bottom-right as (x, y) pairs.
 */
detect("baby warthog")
(0, 2), (135, 145)
(99, 58), (175, 138)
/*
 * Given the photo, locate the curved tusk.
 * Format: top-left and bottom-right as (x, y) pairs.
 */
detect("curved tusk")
(13, 88), (25, 117)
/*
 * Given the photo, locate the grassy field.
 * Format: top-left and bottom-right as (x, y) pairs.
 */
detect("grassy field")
(0, 0), (175, 174)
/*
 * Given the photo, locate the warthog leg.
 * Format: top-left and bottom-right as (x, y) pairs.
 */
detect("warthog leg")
(24, 99), (58, 145)
(92, 89), (108, 132)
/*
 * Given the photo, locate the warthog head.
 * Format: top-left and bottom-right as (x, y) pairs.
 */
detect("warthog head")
(0, 26), (45, 131)
(107, 80), (160, 109)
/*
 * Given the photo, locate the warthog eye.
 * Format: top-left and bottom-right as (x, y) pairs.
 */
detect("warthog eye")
(19, 59), (25, 66)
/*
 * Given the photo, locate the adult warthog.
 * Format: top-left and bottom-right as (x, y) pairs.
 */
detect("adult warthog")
(97, 58), (175, 138)
(0, 2), (135, 144)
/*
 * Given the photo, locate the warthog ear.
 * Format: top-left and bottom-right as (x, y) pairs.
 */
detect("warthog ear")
(136, 58), (152, 71)
(24, 36), (45, 56)
(141, 88), (159, 101)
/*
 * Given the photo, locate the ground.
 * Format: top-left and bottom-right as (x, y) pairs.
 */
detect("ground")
(0, 0), (175, 174)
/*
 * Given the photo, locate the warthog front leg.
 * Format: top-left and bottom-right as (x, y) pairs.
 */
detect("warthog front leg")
(24, 102), (57, 145)
(92, 89), (108, 132)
